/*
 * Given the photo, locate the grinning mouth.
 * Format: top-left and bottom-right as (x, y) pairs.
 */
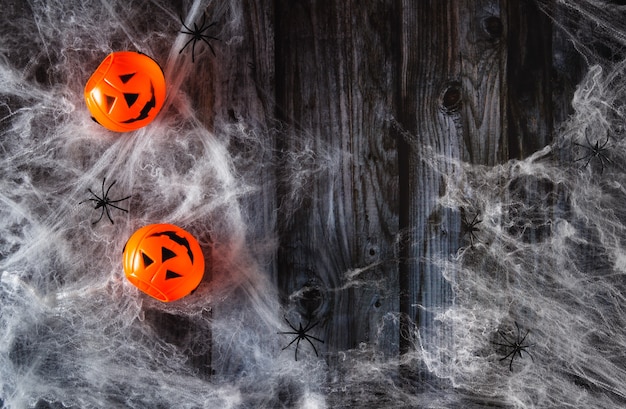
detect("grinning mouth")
(121, 82), (156, 124)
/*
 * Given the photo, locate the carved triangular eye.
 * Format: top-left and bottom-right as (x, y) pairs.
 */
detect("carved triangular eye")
(141, 251), (154, 267)
(162, 247), (176, 262)
(105, 95), (116, 113)
(119, 73), (136, 83)
(165, 270), (182, 280)
(123, 93), (140, 107)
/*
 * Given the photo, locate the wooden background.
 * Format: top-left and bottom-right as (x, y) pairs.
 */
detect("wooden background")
(217, 0), (586, 379)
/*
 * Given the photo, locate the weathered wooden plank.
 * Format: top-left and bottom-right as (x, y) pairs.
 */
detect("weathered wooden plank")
(274, 0), (399, 359)
(395, 0), (509, 379)
(170, 0), (281, 377)
(395, 0), (584, 390)
(506, 0), (553, 159)
(235, 0), (279, 248)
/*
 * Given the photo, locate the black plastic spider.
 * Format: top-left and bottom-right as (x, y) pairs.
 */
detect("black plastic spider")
(80, 178), (131, 225)
(179, 13), (219, 63)
(278, 317), (324, 361)
(493, 322), (535, 371)
(573, 133), (612, 173)
(461, 209), (482, 246)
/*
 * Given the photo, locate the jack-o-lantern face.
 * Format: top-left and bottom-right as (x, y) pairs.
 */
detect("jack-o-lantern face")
(123, 224), (205, 302)
(84, 51), (166, 132)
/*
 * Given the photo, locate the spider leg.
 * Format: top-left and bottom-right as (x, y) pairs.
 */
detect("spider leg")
(108, 195), (131, 203)
(492, 342), (515, 348)
(107, 202), (130, 212)
(79, 197), (100, 205)
(107, 198), (128, 213)
(280, 336), (300, 350)
(499, 348), (517, 362)
(191, 39), (198, 63)
(500, 349), (518, 372)
(305, 334), (324, 344)
(92, 207), (105, 225)
(598, 156), (605, 174)
(598, 154), (612, 174)
(179, 15), (193, 32)
(573, 145), (592, 161)
(201, 36), (217, 56)
(283, 317), (298, 332)
(180, 37), (195, 54)
(522, 347), (535, 362)
(106, 202), (128, 213)
(199, 23), (216, 34)
(498, 346), (520, 372)
(574, 153), (593, 168)
(470, 214), (479, 226)
(101, 178), (108, 197)
(79, 189), (100, 204)
(599, 136), (610, 149)
(304, 336), (320, 357)
(497, 331), (514, 345)
(104, 203), (115, 224)
(593, 141), (601, 153)
(294, 337), (302, 361)
(104, 179), (118, 198)
(584, 132), (594, 149)
(301, 319), (318, 332)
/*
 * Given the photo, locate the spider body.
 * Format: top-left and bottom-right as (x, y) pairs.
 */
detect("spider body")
(80, 178), (131, 225)
(278, 317), (324, 361)
(574, 134), (612, 173)
(461, 210), (482, 246)
(179, 14), (219, 63)
(493, 322), (535, 371)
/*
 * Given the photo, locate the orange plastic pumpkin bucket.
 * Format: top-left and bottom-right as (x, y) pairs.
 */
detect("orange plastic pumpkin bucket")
(85, 51), (166, 132)
(123, 224), (205, 302)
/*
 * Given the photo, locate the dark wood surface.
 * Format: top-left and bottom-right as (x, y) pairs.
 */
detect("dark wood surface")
(143, 6), (590, 408)
(222, 0), (587, 389)
(230, 0), (583, 361)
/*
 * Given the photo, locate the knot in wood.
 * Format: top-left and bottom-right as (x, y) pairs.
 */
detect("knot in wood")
(297, 284), (326, 316)
(482, 16), (503, 40)
(439, 81), (462, 114)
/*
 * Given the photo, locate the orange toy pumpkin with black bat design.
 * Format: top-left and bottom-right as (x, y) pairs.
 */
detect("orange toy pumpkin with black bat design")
(85, 51), (166, 132)
(123, 224), (205, 302)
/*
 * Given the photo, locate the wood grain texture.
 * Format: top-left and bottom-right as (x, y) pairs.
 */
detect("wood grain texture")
(395, 0), (508, 364)
(212, 0), (583, 384)
(274, 0), (399, 358)
(506, 0), (553, 159)
(393, 0), (582, 378)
